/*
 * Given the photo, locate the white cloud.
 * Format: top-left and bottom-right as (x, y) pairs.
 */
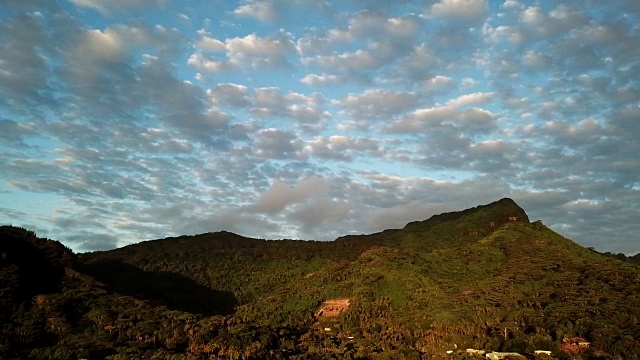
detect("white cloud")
(424, 75), (456, 93)
(305, 49), (382, 72)
(189, 32), (296, 73)
(233, 0), (276, 21)
(82, 29), (124, 60)
(289, 198), (354, 233)
(483, 25), (524, 45)
(70, 0), (165, 14)
(428, 0), (489, 23)
(521, 6), (545, 24)
(364, 201), (451, 233)
(385, 106), (457, 132)
(501, 0), (523, 10)
(226, 32), (295, 68)
(334, 89), (417, 120)
(299, 73), (343, 86)
(288, 104), (332, 124)
(207, 83), (251, 107)
(303, 135), (382, 161)
(187, 52), (232, 73)
(469, 140), (512, 154)
(340, 11), (421, 40)
(394, 43), (440, 81)
(385, 103), (496, 134)
(2, 0), (640, 255)
(298, 11), (420, 55)
(252, 128), (303, 159)
(522, 50), (551, 68)
(194, 31), (225, 52)
(248, 176), (327, 213)
(446, 92), (495, 107)
(247, 87), (329, 124)
(461, 77), (478, 89)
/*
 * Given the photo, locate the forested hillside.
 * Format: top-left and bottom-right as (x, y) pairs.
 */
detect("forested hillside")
(2, 198), (639, 359)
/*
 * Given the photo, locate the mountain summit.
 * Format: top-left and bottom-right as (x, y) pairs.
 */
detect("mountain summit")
(2, 199), (640, 359)
(409, 197), (529, 227)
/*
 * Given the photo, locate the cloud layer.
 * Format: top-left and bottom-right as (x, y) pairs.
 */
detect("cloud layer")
(0, 0), (638, 254)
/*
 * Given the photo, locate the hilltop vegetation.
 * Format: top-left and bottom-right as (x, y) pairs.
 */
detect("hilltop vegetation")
(1, 198), (639, 359)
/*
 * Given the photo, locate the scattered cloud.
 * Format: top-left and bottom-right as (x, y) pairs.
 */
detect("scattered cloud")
(247, 176), (327, 213)
(0, 0), (638, 255)
(70, 0), (166, 14)
(428, 0), (489, 23)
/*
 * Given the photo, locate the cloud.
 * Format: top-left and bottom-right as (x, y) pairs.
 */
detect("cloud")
(303, 135), (383, 161)
(207, 83), (251, 107)
(333, 89), (418, 120)
(65, 231), (120, 252)
(424, 76), (456, 94)
(428, 0), (489, 23)
(1, 1), (639, 256)
(194, 30), (226, 53)
(187, 52), (233, 73)
(364, 201), (453, 233)
(0, 11), (65, 111)
(332, 11), (421, 42)
(232, 0), (331, 23)
(233, 0), (276, 21)
(226, 32), (296, 68)
(384, 103), (496, 135)
(248, 87), (330, 124)
(289, 198), (354, 233)
(300, 73), (343, 86)
(81, 28), (126, 61)
(609, 106), (640, 136)
(190, 32), (296, 72)
(70, 0), (166, 14)
(252, 128), (304, 159)
(446, 92), (495, 107)
(389, 43), (440, 83)
(297, 11), (430, 85)
(0, 119), (35, 146)
(248, 176), (327, 213)
(304, 49), (384, 73)
(483, 25), (524, 45)
(522, 51), (552, 68)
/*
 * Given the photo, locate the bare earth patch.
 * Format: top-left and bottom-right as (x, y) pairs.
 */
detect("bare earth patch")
(315, 299), (351, 318)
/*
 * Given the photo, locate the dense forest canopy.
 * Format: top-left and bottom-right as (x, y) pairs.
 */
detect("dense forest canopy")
(1, 198), (639, 359)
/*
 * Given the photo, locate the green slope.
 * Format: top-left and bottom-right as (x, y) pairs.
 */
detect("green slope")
(3, 198), (640, 359)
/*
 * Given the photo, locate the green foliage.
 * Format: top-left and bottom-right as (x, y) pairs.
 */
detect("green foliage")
(2, 198), (640, 358)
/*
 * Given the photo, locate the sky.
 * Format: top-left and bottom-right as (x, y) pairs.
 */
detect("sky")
(0, 0), (638, 254)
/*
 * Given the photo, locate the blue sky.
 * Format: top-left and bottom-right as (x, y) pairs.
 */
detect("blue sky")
(1, 0), (638, 254)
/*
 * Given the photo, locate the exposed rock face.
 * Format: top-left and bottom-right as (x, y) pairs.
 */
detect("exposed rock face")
(315, 299), (350, 318)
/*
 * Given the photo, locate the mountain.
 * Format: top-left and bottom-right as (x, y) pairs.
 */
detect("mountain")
(2, 198), (639, 359)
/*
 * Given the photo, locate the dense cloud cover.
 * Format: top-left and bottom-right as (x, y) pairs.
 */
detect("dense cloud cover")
(0, 0), (638, 253)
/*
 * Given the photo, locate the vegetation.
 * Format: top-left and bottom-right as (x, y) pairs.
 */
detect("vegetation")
(1, 198), (639, 359)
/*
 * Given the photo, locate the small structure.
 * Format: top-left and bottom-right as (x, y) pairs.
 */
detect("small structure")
(534, 350), (552, 355)
(485, 352), (525, 360)
(508, 216), (518, 221)
(560, 337), (590, 354)
(489, 221), (496, 227)
(467, 348), (486, 355)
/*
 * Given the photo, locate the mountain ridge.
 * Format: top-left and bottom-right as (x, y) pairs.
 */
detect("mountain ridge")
(93, 197), (527, 253)
(2, 199), (640, 359)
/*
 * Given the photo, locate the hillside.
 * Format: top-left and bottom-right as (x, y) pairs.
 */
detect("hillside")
(2, 198), (640, 359)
